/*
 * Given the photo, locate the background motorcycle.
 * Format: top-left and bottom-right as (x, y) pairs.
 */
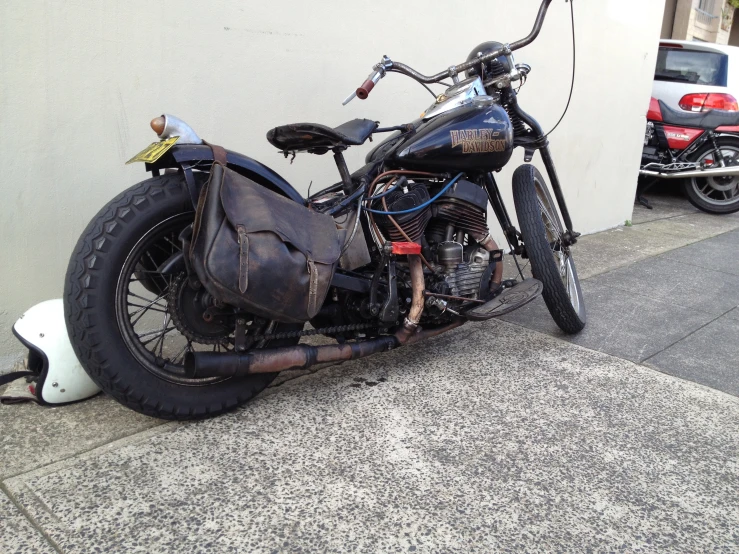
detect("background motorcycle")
(640, 97), (739, 214)
(64, 0), (585, 420)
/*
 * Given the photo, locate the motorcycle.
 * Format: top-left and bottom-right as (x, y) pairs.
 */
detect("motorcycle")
(639, 97), (739, 214)
(64, 0), (585, 420)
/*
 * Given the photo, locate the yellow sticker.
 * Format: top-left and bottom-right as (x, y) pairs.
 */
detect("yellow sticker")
(125, 136), (180, 165)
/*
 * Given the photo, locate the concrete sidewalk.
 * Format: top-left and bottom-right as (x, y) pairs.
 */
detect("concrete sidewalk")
(504, 193), (739, 396)
(2, 193), (739, 553)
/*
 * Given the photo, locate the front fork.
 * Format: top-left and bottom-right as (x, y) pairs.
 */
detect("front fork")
(485, 91), (580, 255)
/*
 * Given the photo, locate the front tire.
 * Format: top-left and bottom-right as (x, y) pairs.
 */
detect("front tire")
(684, 136), (739, 214)
(64, 174), (299, 420)
(512, 164), (586, 334)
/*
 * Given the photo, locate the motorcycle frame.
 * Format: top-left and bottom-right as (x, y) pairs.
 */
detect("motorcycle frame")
(142, 97), (578, 288)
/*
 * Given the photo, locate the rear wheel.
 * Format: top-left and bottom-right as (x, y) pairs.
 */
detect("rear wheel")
(64, 174), (300, 420)
(684, 136), (739, 214)
(512, 164), (586, 334)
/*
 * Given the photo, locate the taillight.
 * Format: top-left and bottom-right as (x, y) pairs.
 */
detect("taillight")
(678, 93), (739, 112)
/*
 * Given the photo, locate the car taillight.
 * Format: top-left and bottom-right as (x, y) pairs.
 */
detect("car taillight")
(678, 93), (739, 112)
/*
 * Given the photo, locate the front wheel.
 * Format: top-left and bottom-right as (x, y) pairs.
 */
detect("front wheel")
(512, 164), (586, 334)
(64, 174), (300, 420)
(684, 136), (739, 214)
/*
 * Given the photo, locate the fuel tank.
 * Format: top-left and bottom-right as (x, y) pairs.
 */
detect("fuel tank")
(389, 97), (514, 172)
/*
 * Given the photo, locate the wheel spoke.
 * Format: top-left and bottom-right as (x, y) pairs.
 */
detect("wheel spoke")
(127, 303), (168, 314)
(162, 235), (183, 252)
(150, 241), (175, 257)
(169, 343), (189, 364)
(127, 290), (167, 306)
(130, 292), (169, 324)
(140, 326), (176, 346)
(155, 314), (170, 358)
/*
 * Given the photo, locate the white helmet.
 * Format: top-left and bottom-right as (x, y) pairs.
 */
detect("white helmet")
(6, 299), (100, 405)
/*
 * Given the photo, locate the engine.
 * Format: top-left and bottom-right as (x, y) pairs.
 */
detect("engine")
(373, 177), (497, 303)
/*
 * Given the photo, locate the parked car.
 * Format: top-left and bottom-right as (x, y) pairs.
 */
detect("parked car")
(653, 40), (739, 115)
(638, 40), (739, 214)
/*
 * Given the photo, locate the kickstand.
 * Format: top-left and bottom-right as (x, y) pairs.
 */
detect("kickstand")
(636, 177), (657, 210)
(637, 194), (653, 210)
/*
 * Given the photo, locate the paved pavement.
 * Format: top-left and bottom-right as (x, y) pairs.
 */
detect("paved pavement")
(504, 193), (739, 397)
(2, 192), (739, 553)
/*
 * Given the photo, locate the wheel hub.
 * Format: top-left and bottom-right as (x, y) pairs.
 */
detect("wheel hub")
(168, 273), (232, 344)
(706, 175), (738, 191)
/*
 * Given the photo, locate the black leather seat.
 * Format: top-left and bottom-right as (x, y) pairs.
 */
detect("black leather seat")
(659, 100), (739, 129)
(266, 119), (379, 154)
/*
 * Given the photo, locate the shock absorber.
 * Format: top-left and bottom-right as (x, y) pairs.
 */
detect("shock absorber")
(503, 100), (527, 138)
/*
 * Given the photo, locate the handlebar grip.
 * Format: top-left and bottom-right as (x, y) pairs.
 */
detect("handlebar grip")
(356, 79), (375, 100)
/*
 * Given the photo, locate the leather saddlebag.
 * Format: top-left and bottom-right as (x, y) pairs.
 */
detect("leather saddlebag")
(190, 161), (342, 323)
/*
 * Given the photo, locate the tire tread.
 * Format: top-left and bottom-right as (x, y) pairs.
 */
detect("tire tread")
(64, 175), (276, 420)
(512, 164), (585, 334)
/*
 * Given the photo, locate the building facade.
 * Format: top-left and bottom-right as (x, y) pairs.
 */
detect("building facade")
(662, 0), (739, 45)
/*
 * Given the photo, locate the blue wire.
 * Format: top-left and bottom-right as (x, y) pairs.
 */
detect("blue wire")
(363, 173), (464, 215)
(367, 181), (402, 200)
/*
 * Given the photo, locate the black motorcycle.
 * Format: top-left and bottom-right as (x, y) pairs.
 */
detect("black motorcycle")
(64, 0), (585, 420)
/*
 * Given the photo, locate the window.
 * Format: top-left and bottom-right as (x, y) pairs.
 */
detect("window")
(654, 47), (728, 86)
(698, 0), (715, 13)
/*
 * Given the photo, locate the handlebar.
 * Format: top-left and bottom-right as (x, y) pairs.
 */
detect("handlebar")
(344, 0), (554, 103)
(356, 79), (376, 100)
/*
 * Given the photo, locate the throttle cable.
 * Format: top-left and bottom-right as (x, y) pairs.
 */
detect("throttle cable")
(542, 0), (575, 138)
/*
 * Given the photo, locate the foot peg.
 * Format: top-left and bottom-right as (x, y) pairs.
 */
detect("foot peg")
(463, 278), (543, 321)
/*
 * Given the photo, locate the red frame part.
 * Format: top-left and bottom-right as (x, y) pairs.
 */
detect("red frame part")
(648, 97), (706, 149)
(662, 126), (705, 149)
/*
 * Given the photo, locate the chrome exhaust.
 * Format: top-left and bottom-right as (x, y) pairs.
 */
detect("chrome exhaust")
(639, 166), (739, 179)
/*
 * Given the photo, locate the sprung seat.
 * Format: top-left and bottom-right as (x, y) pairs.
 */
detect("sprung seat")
(659, 100), (739, 129)
(267, 119), (379, 154)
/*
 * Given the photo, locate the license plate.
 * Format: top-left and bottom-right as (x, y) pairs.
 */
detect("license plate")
(125, 136), (180, 165)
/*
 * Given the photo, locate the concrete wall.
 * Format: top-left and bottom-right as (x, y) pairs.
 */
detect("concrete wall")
(673, 0), (697, 39)
(0, 0), (665, 364)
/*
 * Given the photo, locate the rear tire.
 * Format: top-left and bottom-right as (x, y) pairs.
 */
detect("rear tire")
(512, 164), (586, 334)
(64, 174), (299, 420)
(684, 136), (739, 214)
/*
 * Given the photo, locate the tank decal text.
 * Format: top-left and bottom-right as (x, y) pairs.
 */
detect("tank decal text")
(450, 129), (507, 154)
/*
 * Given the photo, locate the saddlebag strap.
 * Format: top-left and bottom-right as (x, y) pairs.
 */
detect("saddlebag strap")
(204, 140), (228, 165)
(237, 225), (248, 293)
(0, 371), (35, 388)
(307, 259), (319, 316)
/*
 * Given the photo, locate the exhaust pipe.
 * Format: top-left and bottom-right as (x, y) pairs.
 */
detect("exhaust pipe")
(184, 255), (466, 378)
(185, 336), (400, 378)
(639, 166), (739, 179)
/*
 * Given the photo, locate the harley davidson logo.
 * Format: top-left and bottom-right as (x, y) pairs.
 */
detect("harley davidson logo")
(450, 129), (507, 154)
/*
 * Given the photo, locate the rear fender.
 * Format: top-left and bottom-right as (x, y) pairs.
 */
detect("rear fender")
(647, 97), (663, 122)
(145, 144), (305, 206)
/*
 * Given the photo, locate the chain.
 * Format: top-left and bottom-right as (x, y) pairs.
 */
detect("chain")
(167, 271), (379, 343)
(255, 322), (379, 342)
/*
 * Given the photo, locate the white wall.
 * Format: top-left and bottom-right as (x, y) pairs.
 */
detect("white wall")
(0, 0), (664, 364)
